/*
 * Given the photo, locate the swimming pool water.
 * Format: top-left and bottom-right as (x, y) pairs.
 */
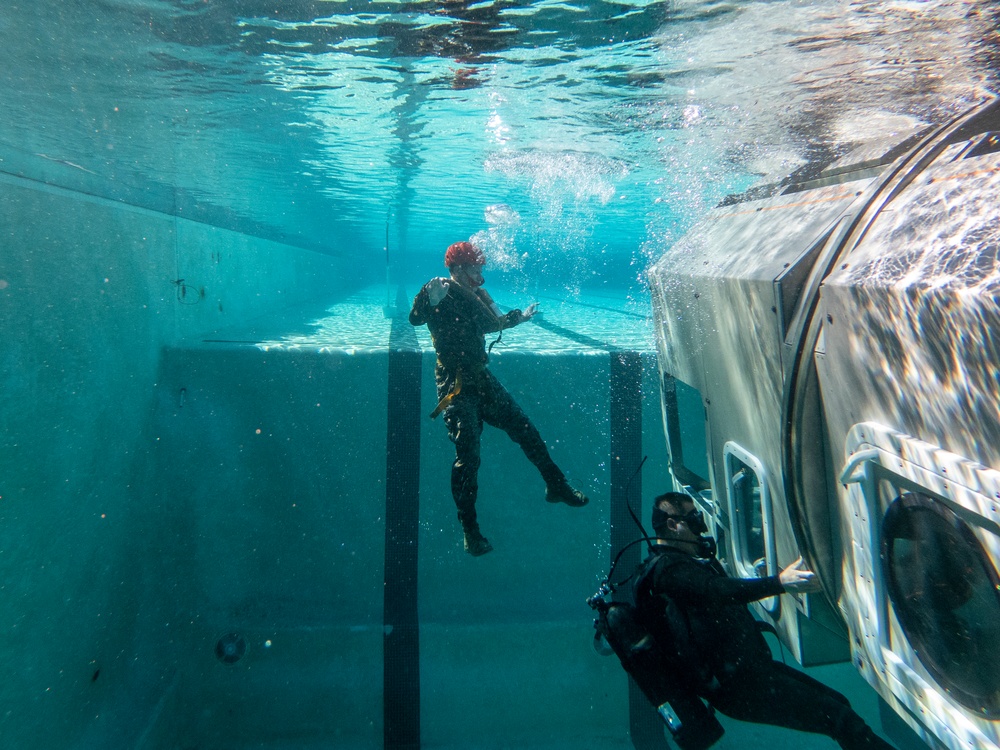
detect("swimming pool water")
(3, 1), (1000, 748)
(249, 285), (655, 355)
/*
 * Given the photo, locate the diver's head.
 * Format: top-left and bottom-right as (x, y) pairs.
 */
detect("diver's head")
(445, 241), (486, 288)
(652, 492), (714, 556)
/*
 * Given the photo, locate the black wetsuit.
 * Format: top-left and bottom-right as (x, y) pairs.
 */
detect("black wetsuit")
(409, 278), (567, 534)
(638, 545), (894, 750)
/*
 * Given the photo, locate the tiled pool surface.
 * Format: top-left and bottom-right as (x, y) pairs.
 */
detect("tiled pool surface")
(214, 285), (655, 354)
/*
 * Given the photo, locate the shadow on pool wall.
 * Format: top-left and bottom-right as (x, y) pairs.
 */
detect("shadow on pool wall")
(133, 339), (669, 749)
(417, 352), (669, 749)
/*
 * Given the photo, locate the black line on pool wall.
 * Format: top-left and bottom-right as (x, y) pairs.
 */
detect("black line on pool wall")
(384, 313), (422, 750)
(535, 292), (650, 320)
(610, 352), (668, 750)
(531, 316), (618, 351)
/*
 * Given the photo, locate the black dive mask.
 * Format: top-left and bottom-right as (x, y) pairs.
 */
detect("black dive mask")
(653, 505), (709, 535)
(676, 508), (708, 536)
(652, 504), (715, 556)
(671, 509), (715, 557)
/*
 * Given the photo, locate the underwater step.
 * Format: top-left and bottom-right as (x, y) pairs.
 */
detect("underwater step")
(184, 284), (654, 355)
(138, 342), (668, 749)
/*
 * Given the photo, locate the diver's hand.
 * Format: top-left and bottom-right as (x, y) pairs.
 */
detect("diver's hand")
(522, 302), (539, 320)
(779, 557), (821, 593)
(428, 278), (448, 306)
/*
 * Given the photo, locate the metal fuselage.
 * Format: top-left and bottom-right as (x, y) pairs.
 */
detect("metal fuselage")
(649, 97), (1000, 750)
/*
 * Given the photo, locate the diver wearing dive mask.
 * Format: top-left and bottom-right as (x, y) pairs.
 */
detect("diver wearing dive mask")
(628, 491), (893, 750)
(651, 504), (717, 558)
(409, 240), (589, 557)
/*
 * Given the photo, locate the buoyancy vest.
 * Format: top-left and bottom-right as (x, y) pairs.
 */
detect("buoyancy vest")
(591, 551), (724, 750)
(629, 552), (717, 691)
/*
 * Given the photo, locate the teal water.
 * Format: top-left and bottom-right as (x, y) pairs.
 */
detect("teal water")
(2, 1), (997, 291)
(2, 2), (1000, 749)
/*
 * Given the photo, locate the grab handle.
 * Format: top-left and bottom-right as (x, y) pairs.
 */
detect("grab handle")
(839, 448), (880, 485)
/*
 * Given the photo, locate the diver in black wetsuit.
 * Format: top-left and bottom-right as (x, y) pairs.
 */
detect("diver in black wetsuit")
(639, 492), (895, 750)
(409, 241), (588, 557)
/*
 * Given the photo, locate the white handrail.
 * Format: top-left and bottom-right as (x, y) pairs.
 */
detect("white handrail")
(839, 448), (879, 485)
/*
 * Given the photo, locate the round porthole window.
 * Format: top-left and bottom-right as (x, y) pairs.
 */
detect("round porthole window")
(882, 493), (1000, 717)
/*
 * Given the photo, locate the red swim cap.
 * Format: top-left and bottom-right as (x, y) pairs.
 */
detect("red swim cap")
(444, 241), (485, 268)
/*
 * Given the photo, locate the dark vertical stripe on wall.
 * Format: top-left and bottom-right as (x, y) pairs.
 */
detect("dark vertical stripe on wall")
(609, 352), (668, 750)
(384, 310), (422, 750)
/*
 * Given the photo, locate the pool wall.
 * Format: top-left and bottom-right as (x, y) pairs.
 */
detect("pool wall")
(134, 345), (667, 749)
(0, 174), (670, 749)
(0, 175), (351, 748)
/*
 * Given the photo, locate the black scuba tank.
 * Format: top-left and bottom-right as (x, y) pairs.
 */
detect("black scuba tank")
(590, 561), (724, 750)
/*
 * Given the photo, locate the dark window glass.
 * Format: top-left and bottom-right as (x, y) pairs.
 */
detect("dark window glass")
(731, 462), (765, 569)
(881, 493), (1000, 717)
(660, 374), (708, 489)
(715, 525), (729, 570)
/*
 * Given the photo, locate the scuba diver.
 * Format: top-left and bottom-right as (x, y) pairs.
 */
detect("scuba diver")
(409, 241), (589, 557)
(590, 490), (896, 750)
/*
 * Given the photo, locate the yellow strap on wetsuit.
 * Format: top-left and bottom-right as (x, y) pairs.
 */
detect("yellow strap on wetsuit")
(429, 368), (462, 419)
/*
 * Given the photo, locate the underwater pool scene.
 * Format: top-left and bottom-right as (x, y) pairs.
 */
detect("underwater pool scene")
(3, 1), (1000, 749)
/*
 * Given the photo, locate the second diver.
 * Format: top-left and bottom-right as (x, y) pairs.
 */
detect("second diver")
(410, 241), (589, 556)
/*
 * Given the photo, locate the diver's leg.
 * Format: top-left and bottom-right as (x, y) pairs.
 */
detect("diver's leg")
(479, 371), (588, 506)
(443, 394), (491, 556)
(709, 664), (894, 749)
(766, 664), (894, 749)
(777, 660), (851, 706)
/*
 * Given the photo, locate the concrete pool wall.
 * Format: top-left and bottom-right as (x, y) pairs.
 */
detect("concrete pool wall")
(0, 174), (349, 748)
(1, 174), (668, 749)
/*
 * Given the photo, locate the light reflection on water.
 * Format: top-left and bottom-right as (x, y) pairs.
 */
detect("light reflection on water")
(256, 285), (654, 354)
(0, 1), (997, 282)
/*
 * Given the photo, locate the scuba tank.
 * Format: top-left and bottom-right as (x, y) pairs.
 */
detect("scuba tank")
(588, 559), (724, 750)
(588, 458), (724, 750)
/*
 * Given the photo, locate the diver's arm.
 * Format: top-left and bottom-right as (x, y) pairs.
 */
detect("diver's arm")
(778, 557), (821, 593)
(427, 277), (449, 306)
(655, 558), (785, 607)
(495, 309), (525, 329)
(409, 286), (428, 326)
(476, 289), (536, 331)
(409, 278), (449, 326)
(456, 287), (511, 332)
